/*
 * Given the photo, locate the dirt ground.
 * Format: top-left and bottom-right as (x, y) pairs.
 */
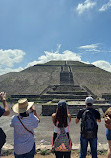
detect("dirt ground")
(0, 104), (108, 158)
(2, 152), (107, 158)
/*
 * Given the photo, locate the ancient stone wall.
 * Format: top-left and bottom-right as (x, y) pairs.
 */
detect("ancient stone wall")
(42, 104), (110, 116)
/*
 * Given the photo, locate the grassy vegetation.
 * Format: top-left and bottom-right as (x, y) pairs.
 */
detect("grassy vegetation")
(1, 149), (107, 156)
(1, 149), (13, 156)
(39, 149), (51, 155)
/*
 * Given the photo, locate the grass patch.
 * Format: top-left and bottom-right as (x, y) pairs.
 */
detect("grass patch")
(97, 150), (107, 155)
(40, 149), (51, 155)
(82, 150), (107, 156)
(1, 149), (13, 156)
(71, 149), (107, 156)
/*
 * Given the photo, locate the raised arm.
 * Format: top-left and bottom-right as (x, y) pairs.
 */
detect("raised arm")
(30, 105), (40, 121)
(0, 92), (10, 116)
(104, 115), (111, 130)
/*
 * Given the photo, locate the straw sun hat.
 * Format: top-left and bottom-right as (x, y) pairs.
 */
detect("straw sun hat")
(12, 98), (34, 113)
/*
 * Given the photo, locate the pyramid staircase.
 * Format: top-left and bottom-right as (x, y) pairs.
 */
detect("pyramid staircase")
(40, 84), (91, 101)
(40, 62), (95, 101)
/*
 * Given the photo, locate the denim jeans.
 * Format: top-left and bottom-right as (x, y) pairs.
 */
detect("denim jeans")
(80, 135), (97, 158)
(14, 143), (35, 158)
(106, 128), (111, 140)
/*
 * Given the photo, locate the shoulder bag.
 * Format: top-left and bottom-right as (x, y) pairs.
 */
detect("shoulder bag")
(17, 116), (34, 135)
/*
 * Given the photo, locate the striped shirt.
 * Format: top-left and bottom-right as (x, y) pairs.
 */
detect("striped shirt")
(10, 113), (39, 155)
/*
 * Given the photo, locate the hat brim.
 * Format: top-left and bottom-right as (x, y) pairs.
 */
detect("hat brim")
(12, 102), (34, 113)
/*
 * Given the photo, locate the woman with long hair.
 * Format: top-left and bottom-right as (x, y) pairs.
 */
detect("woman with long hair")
(52, 100), (71, 158)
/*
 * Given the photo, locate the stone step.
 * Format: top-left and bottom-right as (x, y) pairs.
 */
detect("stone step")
(41, 94), (88, 99)
(47, 91), (88, 95)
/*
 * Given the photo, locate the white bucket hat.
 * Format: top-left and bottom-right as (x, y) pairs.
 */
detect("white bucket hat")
(12, 98), (34, 113)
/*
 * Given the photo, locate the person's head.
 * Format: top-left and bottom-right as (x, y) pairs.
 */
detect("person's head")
(54, 100), (68, 128)
(104, 107), (111, 118)
(85, 96), (94, 107)
(12, 98), (34, 117)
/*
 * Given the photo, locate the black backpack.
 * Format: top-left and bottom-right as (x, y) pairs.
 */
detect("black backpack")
(0, 128), (6, 149)
(81, 109), (98, 139)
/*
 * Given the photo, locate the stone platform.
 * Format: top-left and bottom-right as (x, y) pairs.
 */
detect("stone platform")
(42, 100), (110, 116)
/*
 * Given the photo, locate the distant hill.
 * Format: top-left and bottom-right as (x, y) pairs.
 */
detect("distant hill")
(0, 60), (111, 97)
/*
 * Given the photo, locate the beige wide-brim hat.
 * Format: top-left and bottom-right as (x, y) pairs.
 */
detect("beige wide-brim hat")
(12, 98), (34, 114)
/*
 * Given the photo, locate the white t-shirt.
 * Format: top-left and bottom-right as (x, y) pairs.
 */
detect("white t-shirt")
(54, 125), (69, 133)
(10, 113), (39, 155)
(54, 119), (69, 133)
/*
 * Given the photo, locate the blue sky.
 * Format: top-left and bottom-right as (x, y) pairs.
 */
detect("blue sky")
(0, 0), (111, 75)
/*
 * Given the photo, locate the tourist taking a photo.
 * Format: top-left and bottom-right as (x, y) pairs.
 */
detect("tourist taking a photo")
(10, 98), (40, 158)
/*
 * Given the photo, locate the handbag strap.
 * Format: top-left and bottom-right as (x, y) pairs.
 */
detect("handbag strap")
(17, 116), (34, 135)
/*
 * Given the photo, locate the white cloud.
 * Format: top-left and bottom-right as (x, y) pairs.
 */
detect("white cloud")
(99, 0), (111, 12)
(1, 47), (111, 76)
(0, 49), (25, 67)
(76, 0), (96, 15)
(26, 50), (81, 68)
(79, 44), (98, 49)
(0, 49), (25, 75)
(79, 44), (100, 52)
(92, 60), (111, 72)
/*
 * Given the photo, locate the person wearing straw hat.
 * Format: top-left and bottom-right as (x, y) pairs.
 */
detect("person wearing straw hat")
(10, 98), (40, 158)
